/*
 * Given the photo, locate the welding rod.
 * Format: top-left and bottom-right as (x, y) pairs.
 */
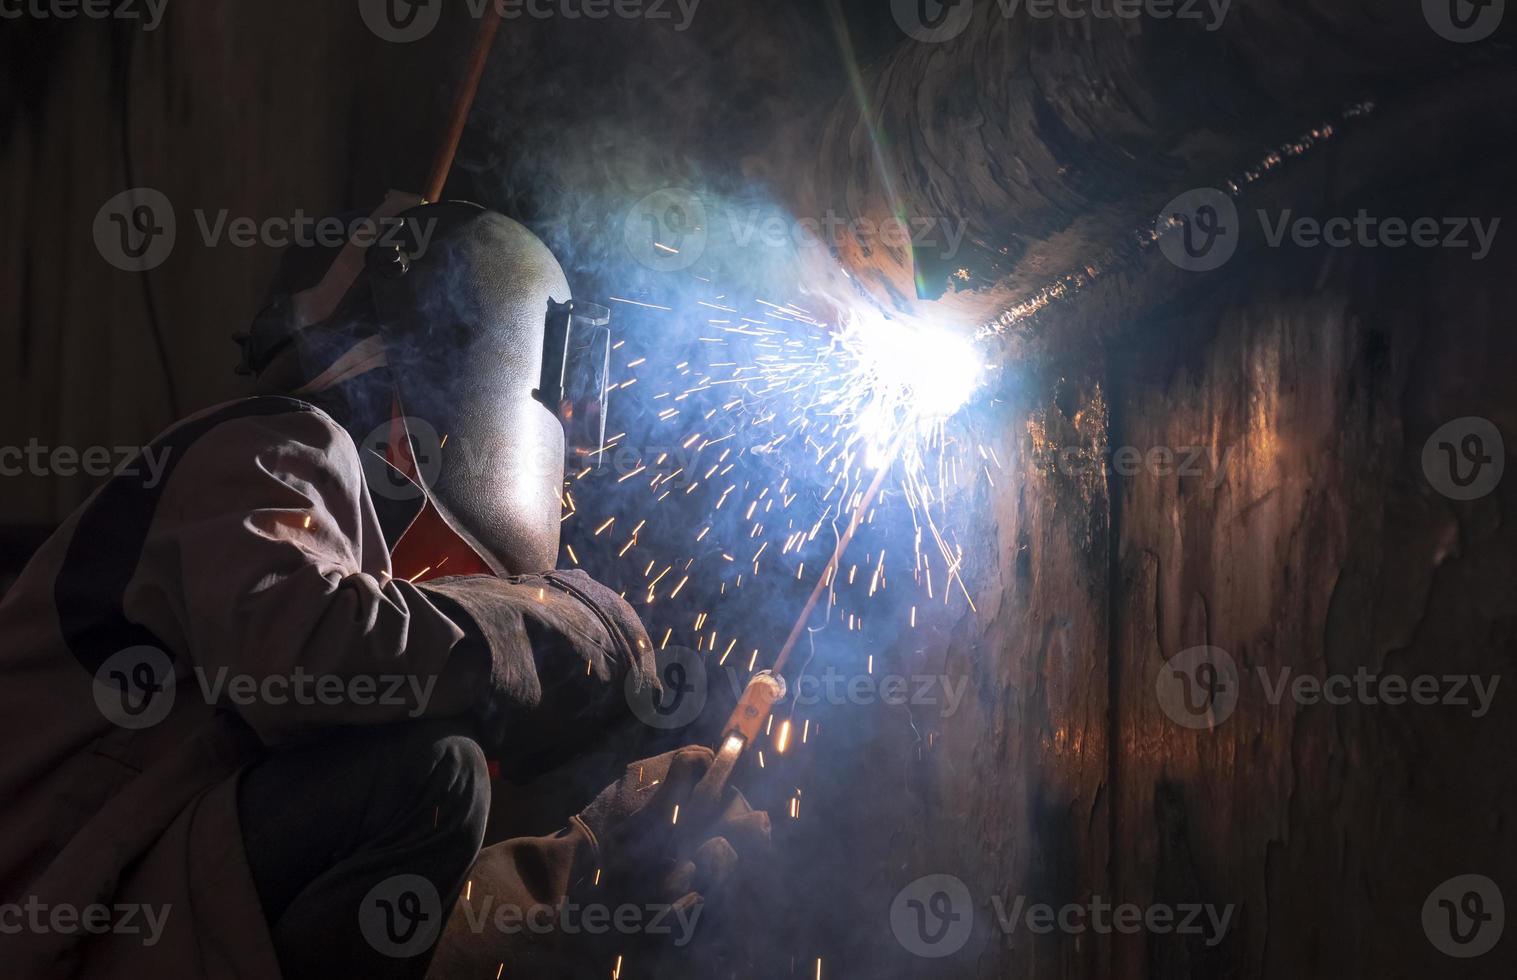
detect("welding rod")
(422, 5), (503, 203)
(768, 430), (905, 678)
(693, 429), (908, 809)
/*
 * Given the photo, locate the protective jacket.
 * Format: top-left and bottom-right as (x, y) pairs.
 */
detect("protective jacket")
(0, 396), (646, 979)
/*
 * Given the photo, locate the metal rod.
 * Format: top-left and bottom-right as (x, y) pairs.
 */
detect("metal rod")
(696, 431), (907, 806)
(423, 7), (503, 203)
(769, 429), (905, 677)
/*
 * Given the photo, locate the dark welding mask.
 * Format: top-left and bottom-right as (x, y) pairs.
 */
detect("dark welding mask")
(238, 197), (610, 575)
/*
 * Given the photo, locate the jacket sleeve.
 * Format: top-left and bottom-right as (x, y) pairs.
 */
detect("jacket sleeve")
(157, 406), (488, 742)
(160, 406), (650, 753)
(421, 572), (656, 780)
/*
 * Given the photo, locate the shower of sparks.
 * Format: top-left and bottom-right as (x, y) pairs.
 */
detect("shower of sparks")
(561, 280), (996, 688)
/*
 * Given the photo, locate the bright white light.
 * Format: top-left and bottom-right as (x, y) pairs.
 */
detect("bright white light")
(833, 309), (986, 459)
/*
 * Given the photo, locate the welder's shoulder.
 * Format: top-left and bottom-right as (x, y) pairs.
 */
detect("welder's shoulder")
(147, 395), (362, 489)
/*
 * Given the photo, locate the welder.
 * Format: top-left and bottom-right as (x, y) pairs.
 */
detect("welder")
(0, 196), (770, 979)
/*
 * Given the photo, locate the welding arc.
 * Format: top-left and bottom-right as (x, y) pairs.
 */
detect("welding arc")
(422, 6), (503, 203)
(770, 428), (906, 677)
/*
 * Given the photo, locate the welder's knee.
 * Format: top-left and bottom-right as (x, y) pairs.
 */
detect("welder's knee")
(396, 729), (491, 856)
(437, 732), (491, 843)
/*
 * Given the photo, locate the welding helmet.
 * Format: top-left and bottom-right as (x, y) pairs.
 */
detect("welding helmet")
(237, 195), (611, 575)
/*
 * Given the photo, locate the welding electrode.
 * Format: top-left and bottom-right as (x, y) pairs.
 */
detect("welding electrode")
(689, 427), (905, 818)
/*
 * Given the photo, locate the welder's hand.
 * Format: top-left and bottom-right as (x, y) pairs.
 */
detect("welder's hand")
(575, 746), (774, 917)
(427, 748), (772, 979)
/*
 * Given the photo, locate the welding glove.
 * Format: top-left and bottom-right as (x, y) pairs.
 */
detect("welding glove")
(421, 570), (659, 780)
(426, 746), (775, 980)
(576, 746), (774, 906)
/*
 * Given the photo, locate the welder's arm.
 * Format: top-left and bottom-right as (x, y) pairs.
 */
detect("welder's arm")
(420, 570), (660, 778)
(165, 408), (649, 746)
